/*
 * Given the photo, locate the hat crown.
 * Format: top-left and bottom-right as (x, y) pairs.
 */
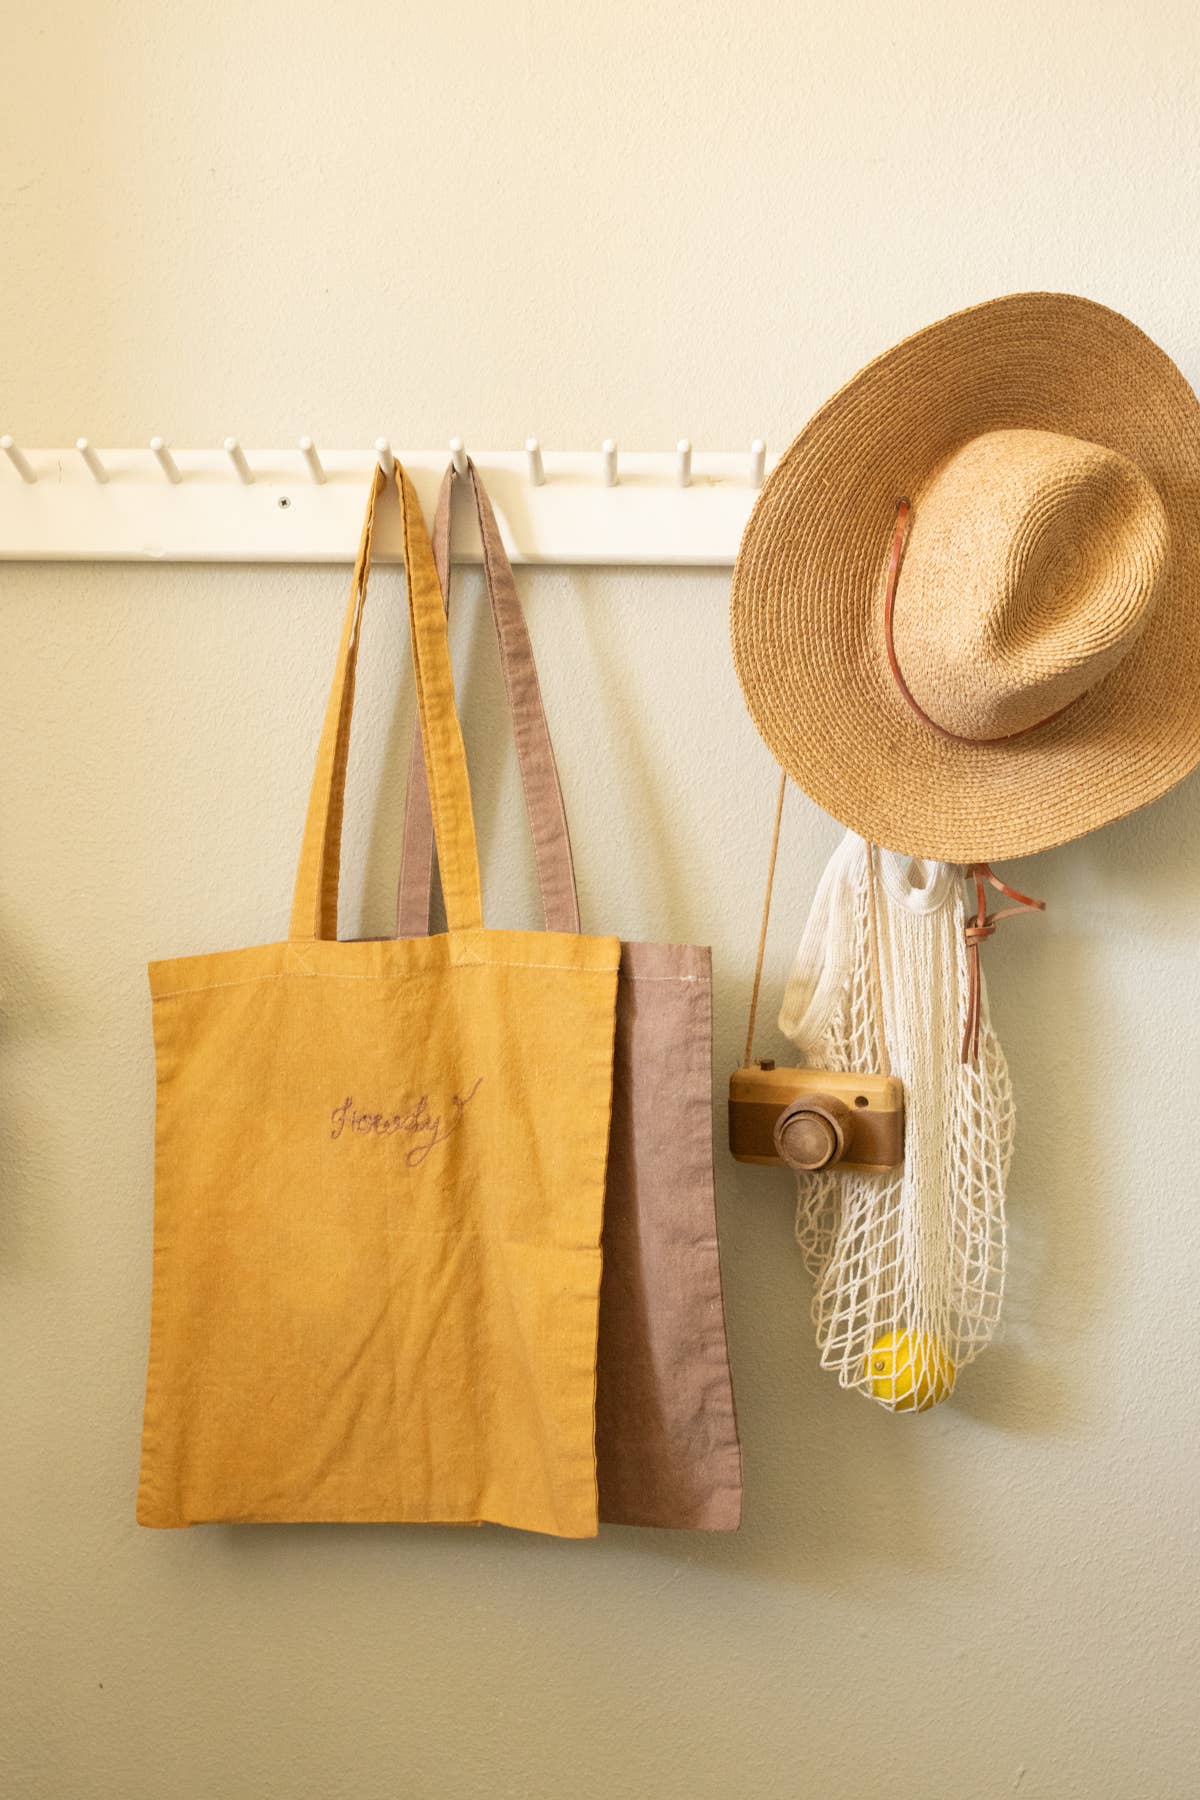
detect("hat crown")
(890, 428), (1170, 739)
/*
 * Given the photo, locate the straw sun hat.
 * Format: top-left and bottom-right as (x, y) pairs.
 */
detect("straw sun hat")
(731, 293), (1200, 862)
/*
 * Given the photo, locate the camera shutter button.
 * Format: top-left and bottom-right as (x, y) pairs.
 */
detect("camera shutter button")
(773, 1093), (853, 1172)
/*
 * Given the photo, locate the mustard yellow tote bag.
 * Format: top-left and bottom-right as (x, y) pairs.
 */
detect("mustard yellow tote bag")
(137, 464), (620, 1536)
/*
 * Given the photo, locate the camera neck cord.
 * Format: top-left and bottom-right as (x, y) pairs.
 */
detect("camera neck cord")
(741, 772), (892, 1078)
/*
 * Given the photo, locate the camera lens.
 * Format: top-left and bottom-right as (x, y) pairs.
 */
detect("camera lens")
(773, 1093), (851, 1172)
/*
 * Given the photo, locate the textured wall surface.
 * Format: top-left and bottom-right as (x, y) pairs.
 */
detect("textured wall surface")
(3, 4), (1199, 1797)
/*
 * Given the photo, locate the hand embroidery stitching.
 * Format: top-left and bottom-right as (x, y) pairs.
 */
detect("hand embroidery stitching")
(328, 1078), (483, 1167)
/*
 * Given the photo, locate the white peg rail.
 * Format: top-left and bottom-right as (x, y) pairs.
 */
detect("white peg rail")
(0, 443), (775, 567)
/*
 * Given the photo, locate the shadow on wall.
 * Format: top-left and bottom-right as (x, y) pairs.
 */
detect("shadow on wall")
(620, 768), (1200, 1586)
(570, 573), (695, 936)
(0, 907), (74, 1276)
(121, 565), (1200, 1589)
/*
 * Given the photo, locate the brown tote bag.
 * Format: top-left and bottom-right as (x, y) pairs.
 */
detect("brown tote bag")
(398, 462), (743, 1532)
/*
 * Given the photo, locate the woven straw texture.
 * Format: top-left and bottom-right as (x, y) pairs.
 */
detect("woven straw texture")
(731, 292), (1200, 861)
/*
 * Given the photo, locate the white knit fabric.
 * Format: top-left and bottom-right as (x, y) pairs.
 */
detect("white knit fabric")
(778, 833), (1014, 1408)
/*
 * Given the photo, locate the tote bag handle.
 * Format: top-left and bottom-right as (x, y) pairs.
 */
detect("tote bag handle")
(395, 460), (580, 938)
(290, 462), (484, 942)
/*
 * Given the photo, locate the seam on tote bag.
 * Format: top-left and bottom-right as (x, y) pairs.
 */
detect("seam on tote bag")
(151, 960), (618, 1000)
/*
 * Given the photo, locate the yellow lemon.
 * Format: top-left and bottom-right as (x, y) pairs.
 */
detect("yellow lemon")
(865, 1330), (955, 1412)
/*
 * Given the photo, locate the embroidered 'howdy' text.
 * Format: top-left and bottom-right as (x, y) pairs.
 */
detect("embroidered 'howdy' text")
(329, 1078), (483, 1167)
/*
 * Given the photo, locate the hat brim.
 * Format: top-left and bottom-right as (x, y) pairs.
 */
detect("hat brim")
(731, 292), (1200, 861)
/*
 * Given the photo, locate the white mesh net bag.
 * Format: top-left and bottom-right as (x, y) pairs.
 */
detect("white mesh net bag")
(778, 832), (1016, 1411)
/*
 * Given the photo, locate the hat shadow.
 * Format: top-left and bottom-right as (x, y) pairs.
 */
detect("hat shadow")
(951, 925), (1102, 1439)
(938, 775), (1200, 1437)
(620, 780), (1194, 1584)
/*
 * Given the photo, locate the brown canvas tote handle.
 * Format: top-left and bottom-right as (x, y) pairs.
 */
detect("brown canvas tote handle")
(395, 461), (581, 938)
(290, 463), (484, 942)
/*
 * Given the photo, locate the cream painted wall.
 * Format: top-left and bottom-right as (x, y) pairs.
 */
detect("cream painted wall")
(3, 3), (1199, 1797)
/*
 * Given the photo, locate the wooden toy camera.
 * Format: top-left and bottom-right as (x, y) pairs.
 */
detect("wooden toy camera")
(729, 1060), (905, 1174)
